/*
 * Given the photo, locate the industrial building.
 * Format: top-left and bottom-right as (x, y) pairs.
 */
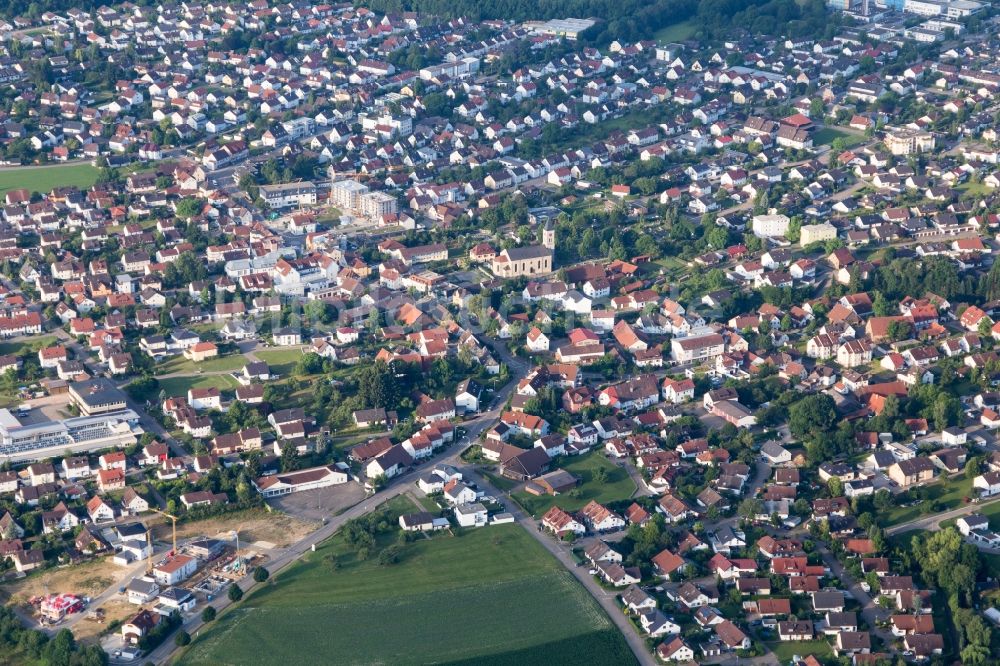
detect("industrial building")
(0, 408), (143, 462)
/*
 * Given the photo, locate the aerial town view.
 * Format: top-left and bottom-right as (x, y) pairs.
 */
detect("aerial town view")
(2, 0), (1000, 664)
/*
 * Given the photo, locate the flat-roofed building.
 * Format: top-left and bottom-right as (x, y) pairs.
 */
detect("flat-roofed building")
(259, 181), (317, 209)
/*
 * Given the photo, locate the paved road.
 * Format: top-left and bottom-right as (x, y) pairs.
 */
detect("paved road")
(467, 466), (656, 666)
(141, 477), (419, 665)
(146, 336), (531, 665)
(820, 549), (895, 646)
(885, 493), (1000, 536)
(53, 329), (190, 460)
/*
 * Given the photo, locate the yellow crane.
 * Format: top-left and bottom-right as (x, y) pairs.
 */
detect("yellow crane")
(150, 508), (179, 554)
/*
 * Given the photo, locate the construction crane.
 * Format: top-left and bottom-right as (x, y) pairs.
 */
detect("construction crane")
(327, 165), (365, 183)
(145, 525), (153, 573)
(150, 508), (179, 555)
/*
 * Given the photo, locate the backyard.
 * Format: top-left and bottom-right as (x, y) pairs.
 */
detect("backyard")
(765, 639), (833, 662)
(512, 452), (637, 515)
(0, 163), (99, 198)
(177, 499), (635, 666)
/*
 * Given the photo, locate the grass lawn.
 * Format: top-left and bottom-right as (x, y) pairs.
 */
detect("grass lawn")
(940, 496), (1000, 531)
(958, 180), (992, 198)
(178, 501), (635, 666)
(156, 373), (241, 398)
(813, 127), (862, 147)
(157, 354), (247, 374)
(0, 163), (98, 198)
(327, 431), (377, 453)
(654, 18), (696, 42)
(254, 348), (305, 376)
(513, 453), (636, 516)
(879, 476), (973, 527)
(0, 335), (57, 357)
(766, 639), (832, 662)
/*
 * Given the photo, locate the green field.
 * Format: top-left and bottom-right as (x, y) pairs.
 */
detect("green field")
(879, 477), (973, 527)
(654, 18), (696, 42)
(253, 348), (305, 375)
(157, 354), (248, 374)
(958, 180), (992, 198)
(0, 335), (58, 357)
(766, 639), (832, 662)
(157, 373), (241, 398)
(813, 127), (863, 148)
(0, 163), (98, 198)
(178, 503), (635, 666)
(513, 453), (636, 516)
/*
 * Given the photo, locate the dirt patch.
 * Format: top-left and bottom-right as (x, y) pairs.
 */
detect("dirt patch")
(168, 509), (318, 549)
(1, 557), (120, 607)
(71, 598), (134, 644)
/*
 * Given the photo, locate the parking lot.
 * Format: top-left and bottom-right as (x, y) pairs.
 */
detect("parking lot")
(266, 481), (368, 522)
(14, 393), (74, 423)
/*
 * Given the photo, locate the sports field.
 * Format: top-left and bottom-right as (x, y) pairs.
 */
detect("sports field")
(0, 163), (99, 198)
(178, 503), (636, 666)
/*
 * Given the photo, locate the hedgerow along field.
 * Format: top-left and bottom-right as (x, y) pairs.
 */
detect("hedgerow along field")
(177, 501), (637, 666)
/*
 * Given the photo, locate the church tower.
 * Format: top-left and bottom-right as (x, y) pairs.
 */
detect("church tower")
(542, 219), (555, 251)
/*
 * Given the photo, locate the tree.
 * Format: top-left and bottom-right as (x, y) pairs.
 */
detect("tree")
(228, 584), (244, 602)
(738, 498), (762, 521)
(873, 489), (893, 511)
(201, 606), (216, 622)
(705, 225), (730, 250)
(253, 566), (270, 582)
(827, 476), (843, 498)
(788, 394), (837, 440)
(174, 197), (202, 220)
(280, 442), (299, 473)
(966, 455), (983, 480)
(174, 630), (191, 647)
(357, 361), (401, 410)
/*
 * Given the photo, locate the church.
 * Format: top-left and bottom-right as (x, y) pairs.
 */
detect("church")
(490, 222), (556, 278)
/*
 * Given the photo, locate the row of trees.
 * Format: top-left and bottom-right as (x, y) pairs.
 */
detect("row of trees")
(899, 529), (993, 664)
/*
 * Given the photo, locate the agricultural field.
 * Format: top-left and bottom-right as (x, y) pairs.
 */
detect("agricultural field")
(0, 163), (98, 199)
(178, 500), (635, 666)
(512, 453), (637, 515)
